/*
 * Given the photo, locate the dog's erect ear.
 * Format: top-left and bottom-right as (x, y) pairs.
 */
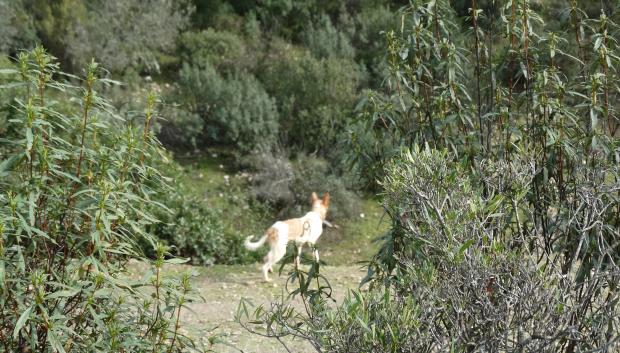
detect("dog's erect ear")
(322, 192), (330, 207)
(311, 192), (319, 203)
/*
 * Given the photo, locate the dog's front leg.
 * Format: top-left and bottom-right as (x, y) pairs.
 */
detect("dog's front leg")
(295, 244), (303, 268)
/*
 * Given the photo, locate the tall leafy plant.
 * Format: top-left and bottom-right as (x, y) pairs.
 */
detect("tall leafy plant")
(0, 48), (203, 352)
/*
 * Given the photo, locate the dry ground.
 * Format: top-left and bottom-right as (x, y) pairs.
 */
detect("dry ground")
(176, 263), (367, 353)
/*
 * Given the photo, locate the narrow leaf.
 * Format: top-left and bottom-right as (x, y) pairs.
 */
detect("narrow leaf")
(13, 306), (33, 339)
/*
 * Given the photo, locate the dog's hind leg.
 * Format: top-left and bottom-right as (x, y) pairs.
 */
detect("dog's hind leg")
(273, 242), (287, 266)
(262, 250), (276, 281)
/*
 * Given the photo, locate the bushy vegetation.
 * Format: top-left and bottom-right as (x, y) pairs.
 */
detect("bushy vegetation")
(0, 49), (203, 352)
(148, 179), (262, 266)
(66, 0), (192, 74)
(2, 0), (400, 241)
(4, 0), (619, 351)
(244, 152), (361, 220)
(238, 0), (620, 352)
(0, 1), (37, 54)
(173, 63), (279, 153)
(178, 29), (254, 74)
(260, 48), (363, 152)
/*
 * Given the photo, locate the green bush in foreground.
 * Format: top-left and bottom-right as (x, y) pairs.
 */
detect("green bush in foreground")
(0, 48), (204, 352)
(238, 0), (620, 351)
(239, 147), (620, 353)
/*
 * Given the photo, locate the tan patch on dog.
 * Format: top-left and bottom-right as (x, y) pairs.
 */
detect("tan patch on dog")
(283, 218), (306, 241)
(266, 227), (278, 246)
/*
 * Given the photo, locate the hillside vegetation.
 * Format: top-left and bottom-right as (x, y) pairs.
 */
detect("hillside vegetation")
(1, 0), (619, 352)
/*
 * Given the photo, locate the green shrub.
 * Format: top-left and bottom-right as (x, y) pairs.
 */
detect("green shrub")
(245, 152), (360, 220)
(65, 0), (192, 73)
(0, 48), (202, 352)
(243, 10), (262, 40)
(344, 102), (403, 189)
(302, 14), (355, 59)
(191, 0), (233, 29)
(254, 0), (344, 40)
(18, 0), (86, 68)
(212, 72), (279, 152)
(178, 29), (254, 74)
(351, 4), (395, 85)
(0, 0), (38, 54)
(168, 62), (279, 152)
(149, 191), (259, 265)
(140, 152), (265, 266)
(259, 47), (363, 152)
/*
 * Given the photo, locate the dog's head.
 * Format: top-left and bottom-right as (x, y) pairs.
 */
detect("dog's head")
(311, 192), (330, 220)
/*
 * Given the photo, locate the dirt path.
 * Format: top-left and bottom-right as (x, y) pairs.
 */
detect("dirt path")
(174, 263), (367, 352)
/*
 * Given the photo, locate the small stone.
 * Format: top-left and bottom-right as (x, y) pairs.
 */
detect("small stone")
(360, 213), (365, 218)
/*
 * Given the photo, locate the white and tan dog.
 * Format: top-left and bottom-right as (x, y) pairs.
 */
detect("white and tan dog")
(244, 192), (330, 281)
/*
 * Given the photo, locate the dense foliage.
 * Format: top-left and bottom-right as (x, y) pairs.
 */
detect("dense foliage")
(65, 0), (192, 74)
(0, 49), (203, 352)
(2, 0), (395, 264)
(244, 152), (361, 219)
(238, 0), (620, 352)
(148, 187), (261, 266)
(4, 0), (619, 352)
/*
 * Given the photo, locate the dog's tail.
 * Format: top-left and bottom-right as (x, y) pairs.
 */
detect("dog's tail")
(244, 234), (268, 251)
(246, 227), (278, 251)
